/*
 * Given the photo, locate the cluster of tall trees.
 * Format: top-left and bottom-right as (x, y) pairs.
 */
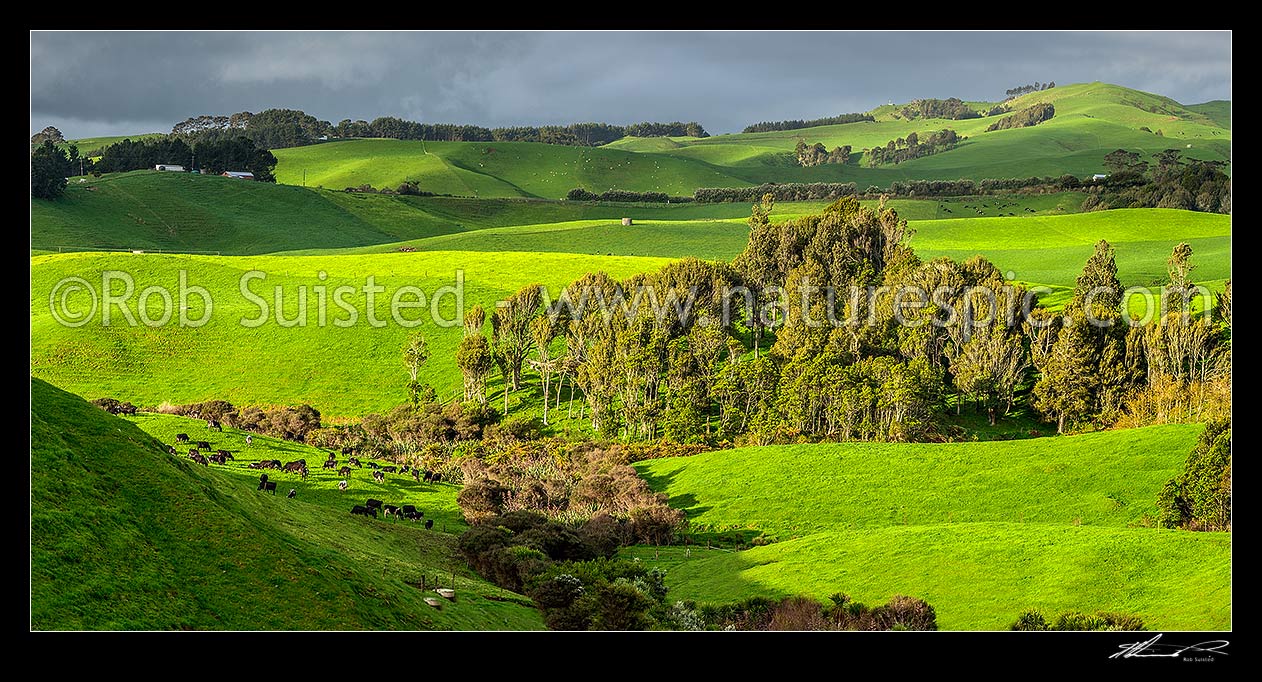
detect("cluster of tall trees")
(1004, 82), (1055, 99)
(444, 196), (1228, 444)
(30, 126), (65, 144)
(170, 107), (707, 148)
(1085, 149), (1231, 214)
(91, 135), (279, 181)
(864, 129), (960, 167)
(899, 99), (980, 120)
(985, 103), (1056, 131)
(30, 140), (80, 199)
(742, 113), (874, 134)
(330, 117), (707, 146)
(795, 141), (851, 167)
(172, 109), (332, 149)
(1029, 240), (1230, 432)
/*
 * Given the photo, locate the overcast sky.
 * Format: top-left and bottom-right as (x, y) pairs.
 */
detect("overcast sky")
(30, 31), (1231, 138)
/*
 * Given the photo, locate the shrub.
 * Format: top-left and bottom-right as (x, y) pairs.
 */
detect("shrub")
(91, 397), (137, 416)
(457, 481), (508, 523)
(866, 595), (938, 631)
(985, 103), (1055, 132)
(578, 514), (629, 558)
(1013, 609), (1146, 631)
(768, 595), (829, 631)
(1010, 608), (1050, 631)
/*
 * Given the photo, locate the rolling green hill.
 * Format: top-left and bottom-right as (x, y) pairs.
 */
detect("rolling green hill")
(32, 170), (1092, 257)
(30, 203), (1228, 418)
(624, 82), (1231, 185)
(319, 208), (1230, 293)
(266, 83), (1229, 194)
(273, 139), (749, 198)
(629, 425), (1231, 630)
(31, 377), (542, 630)
(1186, 100), (1231, 130)
(31, 250), (672, 416)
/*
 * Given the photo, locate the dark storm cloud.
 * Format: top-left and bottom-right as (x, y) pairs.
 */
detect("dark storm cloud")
(30, 31), (1231, 137)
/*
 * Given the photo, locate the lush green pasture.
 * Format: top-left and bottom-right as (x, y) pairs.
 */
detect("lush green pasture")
(911, 208), (1232, 288)
(629, 425), (1231, 630)
(30, 250), (671, 416)
(273, 139), (749, 198)
(618, 83), (1231, 186)
(31, 377), (542, 630)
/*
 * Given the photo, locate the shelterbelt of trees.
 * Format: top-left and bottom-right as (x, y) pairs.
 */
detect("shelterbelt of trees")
(172, 108), (708, 148)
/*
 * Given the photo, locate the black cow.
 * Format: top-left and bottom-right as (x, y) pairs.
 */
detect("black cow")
(372, 470), (385, 484)
(190, 453), (209, 466)
(422, 470), (434, 482)
(400, 465), (411, 475)
(365, 498), (383, 511)
(176, 433), (190, 443)
(287, 489), (296, 499)
(168, 445), (178, 455)
(196, 441), (212, 450)
(351, 505), (377, 518)
(411, 469), (421, 483)
(209, 453), (227, 465)
(383, 505), (400, 518)
(338, 466), (352, 478)
(401, 505), (417, 516)
(431, 472), (443, 483)
(341, 446), (354, 456)
(260, 481), (276, 494)
(283, 460), (307, 474)
(322, 459), (338, 470)
(424, 519), (434, 530)
(188, 448), (200, 457)
(366, 462), (380, 470)
(207, 419), (222, 432)
(381, 466), (397, 474)
(347, 457), (362, 468)
(217, 449), (234, 461)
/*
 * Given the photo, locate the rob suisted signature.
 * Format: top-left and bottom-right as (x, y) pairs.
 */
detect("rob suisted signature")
(1110, 634), (1229, 660)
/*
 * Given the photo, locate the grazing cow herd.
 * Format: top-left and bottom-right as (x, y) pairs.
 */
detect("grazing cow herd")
(166, 426), (442, 532)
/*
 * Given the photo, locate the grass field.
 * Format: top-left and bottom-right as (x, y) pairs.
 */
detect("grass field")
(267, 83), (1230, 194)
(627, 425), (1231, 630)
(31, 377), (543, 630)
(613, 83), (1232, 186)
(30, 202), (1228, 417)
(273, 139), (749, 198)
(30, 250), (672, 416)
(33, 170), (1092, 256)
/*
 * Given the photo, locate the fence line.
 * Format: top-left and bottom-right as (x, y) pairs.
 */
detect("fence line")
(32, 245), (222, 256)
